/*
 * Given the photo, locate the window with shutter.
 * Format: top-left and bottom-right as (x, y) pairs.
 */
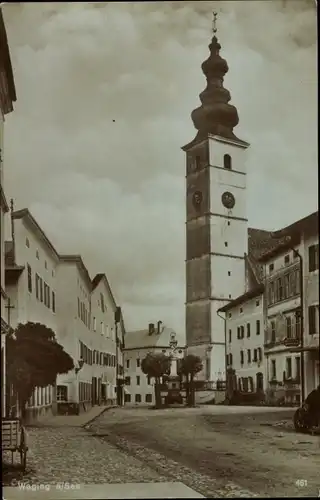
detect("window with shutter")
(308, 305), (317, 335)
(240, 350), (244, 365)
(309, 244), (319, 272)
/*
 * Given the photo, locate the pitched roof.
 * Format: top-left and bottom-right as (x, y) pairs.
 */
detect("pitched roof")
(257, 211), (318, 263)
(219, 211), (318, 311)
(124, 325), (185, 350)
(91, 273), (126, 335)
(246, 227), (275, 284)
(0, 7), (17, 112)
(59, 254), (92, 290)
(92, 273), (118, 311)
(218, 284), (264, 313)
(12, 208), (60, 260)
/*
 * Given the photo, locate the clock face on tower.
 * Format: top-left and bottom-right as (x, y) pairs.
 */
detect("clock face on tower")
(193, 191), (203, 209)
(221, 191), (235, 209)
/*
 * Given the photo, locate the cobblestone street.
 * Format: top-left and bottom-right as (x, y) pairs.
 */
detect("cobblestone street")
(3, 406), (320, 498)
(3, 426), (168, 487)
(89, 406), (320, 498)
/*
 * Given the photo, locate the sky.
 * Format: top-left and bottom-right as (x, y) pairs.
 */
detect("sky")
(2, 1), (317, 334)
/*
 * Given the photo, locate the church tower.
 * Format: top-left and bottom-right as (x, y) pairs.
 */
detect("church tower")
(182, 14), (250, 383)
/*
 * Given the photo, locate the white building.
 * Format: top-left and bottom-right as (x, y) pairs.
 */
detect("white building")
(218, 287), (265, 398)
(5, 208), (124, 418)
(0, 7), (17, 416)
(5, 208), (59, 419)
(55, 255), (94, 413)
(91, 273), (125, 407)
(55, 262), (124, 414)
(258, 211), (319, 404)
(123, 322), (184, 406)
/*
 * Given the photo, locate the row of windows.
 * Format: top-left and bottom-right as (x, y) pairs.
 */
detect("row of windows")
(232, 320), (261, 341)
(126, 358), (140, 369)
(27, 264), (56, 312)
(125, 375), (151, 386)
(227, 300), (260, 319)
(268, 253), (297, 274)
(226, 347), (262, 366)
(125, 393), (152, 403)
(267, 268), (299, 306)
(35, 273), (55, 312)
(77, 297), (90, 328)
(28, 386), (52, 407)
(269, 315), (301, 343)
(77, 298), (115, 339)
(25, 238), (55, 276)
(79, 341), (116, 367)
(191, 153), (232, 172)
(270, 356), (300, 380)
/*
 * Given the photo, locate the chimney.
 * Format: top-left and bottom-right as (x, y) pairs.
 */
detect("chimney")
(148, 323), (155, 335)
(157, 321), (162, 334)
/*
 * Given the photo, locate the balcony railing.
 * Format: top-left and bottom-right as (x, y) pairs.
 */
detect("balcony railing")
(283, 376), (300, 386)
(283, 337), (301, 348)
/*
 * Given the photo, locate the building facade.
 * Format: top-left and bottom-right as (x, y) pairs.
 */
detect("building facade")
(55, 263), (125, 414)
(123, 322), (184, 406)
(218, 287), (265, 400)
(5, 208), (59, 419)
(5, 208), (124, 418)
(258, 211), (319, 404)
(302, 222), (319, 395)
(91, 273), (124, 407)
(0, 6), (17, 417)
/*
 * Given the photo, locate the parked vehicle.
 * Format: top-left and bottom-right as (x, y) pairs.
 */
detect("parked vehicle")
(293, 385), (320, 433)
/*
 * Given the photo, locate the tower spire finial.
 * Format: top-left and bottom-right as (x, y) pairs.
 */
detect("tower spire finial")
(212, 11), (218, 35)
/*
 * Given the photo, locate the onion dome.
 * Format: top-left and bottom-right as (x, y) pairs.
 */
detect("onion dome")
(191, 14), (241, 142)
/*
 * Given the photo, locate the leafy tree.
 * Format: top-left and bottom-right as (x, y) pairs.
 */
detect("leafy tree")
(141, 352), (171, 408)
(6, 322), (74, 420)
(179, 354), (203, 407)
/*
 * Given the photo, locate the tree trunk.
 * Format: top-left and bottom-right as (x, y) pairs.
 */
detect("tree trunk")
(186, 374), (192, 407)
(190, 374), (195, 407)
(154, 377), (162, 409)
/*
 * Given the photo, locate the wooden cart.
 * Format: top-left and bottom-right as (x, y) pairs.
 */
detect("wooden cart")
(2, 418), (28, 471)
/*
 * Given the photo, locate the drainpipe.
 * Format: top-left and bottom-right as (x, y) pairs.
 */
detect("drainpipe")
(217, 311), (227, 394)
(292, 248), (305, 403)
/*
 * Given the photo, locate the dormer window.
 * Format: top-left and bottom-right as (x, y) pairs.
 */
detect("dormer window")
(224, 154), (232, 170)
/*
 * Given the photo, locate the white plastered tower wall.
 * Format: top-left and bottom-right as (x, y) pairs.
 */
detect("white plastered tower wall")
(207, 135), (249, 383)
